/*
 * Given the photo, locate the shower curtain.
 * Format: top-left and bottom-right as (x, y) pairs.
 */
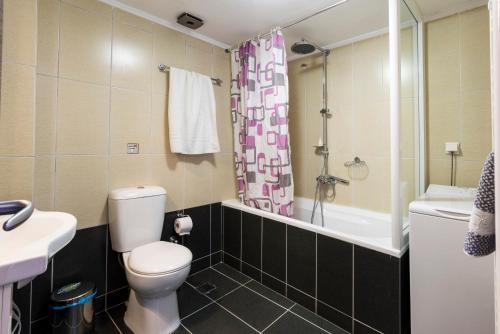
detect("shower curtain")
(230, 29), (294, 217)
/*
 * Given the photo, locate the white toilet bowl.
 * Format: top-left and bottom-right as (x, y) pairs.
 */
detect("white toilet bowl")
(122, 241), (192, 334)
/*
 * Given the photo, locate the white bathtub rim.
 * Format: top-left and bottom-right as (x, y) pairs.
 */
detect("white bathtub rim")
(222, 199), (408, 258)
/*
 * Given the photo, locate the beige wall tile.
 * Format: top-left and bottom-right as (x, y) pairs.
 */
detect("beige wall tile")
(150, 93), (170, 154)
(34, 156), (55, 210)
(400, 97), (416, 158)
(428, 158), (452, 186)
(113, 8), (153, 32)
(212, 153), (237, 202)
(35, 75), (58, 155)
(150, 154), (185, 211)
(38, 0), (60, 76)
(427, 93), (461, 159)
(426, 15), (460, 96)
(352, 99), (390, 158)
(112, 22), (153, 91)
(109, 155), (152, 189)
(110, 88), (151, 154)
(460, 90), (492, 161)
(183, 155), (215, 208)
(351, 157), (391, 213)
(152, 25), (186, 94)
(2, 0), (37, 65)
(57, 79), (110, 154)
(0, 63), (35, 156)
(214, 82), (233, 154)
(186, 37), (213, 76)
(352, 36), (386, 101)
(456, 159), (484, 187)
(460, 6), (490, 92)
(55, 155), (108, 228)
(59, 3), (112, 84)
(0, 157), (34, 200)
(61, 0), (112, 16)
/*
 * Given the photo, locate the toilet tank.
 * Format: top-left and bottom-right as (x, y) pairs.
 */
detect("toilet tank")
(108, 186), (167, 252)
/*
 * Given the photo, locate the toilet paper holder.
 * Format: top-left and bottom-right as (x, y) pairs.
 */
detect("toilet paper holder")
(174, 214), (193, 236)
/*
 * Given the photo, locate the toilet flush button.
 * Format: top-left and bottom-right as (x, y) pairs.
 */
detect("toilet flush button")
(127, 143), (139, 154)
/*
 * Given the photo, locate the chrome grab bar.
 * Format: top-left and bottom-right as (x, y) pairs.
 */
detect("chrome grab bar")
(1, 200), (34, 231)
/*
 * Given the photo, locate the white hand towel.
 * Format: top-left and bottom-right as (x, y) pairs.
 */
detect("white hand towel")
(168, 67), (220, 154)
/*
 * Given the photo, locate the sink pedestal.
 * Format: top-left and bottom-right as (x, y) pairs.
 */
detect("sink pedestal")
(0, 284), (13, 334)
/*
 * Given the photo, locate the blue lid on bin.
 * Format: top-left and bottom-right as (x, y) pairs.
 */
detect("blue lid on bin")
(50, 281), (96, 310)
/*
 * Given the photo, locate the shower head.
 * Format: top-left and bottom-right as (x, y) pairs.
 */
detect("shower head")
(291, 40), (316, 54)
(291, 39), (329, 55)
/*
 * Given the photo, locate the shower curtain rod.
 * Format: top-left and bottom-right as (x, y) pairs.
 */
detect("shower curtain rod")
(225, 0), (349, 52)
(157, 64), (223, 86)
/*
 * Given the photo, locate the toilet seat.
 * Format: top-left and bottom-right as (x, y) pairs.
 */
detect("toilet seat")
(128, 241), (192, 276)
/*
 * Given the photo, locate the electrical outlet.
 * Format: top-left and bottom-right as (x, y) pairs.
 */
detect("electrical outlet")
(445, 142), (460, 154)
(127, 143), (139, 154)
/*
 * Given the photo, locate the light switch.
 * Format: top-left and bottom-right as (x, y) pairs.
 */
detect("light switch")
(127, 143), (139, 154)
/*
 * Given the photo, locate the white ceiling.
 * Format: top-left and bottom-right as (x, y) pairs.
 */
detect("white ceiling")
(102, 0), (488, 50)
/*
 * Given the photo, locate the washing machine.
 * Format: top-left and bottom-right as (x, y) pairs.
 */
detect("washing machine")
(409, 184), (494, 334)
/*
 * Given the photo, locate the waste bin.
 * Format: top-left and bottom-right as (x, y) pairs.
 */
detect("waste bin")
(49, 281), (96, 334)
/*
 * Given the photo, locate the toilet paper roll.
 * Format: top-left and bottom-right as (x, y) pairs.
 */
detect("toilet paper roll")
(175, 216), (193, 236)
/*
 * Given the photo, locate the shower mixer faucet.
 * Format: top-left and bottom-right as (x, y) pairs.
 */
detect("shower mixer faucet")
(317, 174), (350, 186)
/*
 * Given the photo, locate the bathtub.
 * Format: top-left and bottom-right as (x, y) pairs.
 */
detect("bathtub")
(222, 196), (409, 257)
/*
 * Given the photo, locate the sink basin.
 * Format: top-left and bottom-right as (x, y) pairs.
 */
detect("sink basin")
(0, 209), (77, 286)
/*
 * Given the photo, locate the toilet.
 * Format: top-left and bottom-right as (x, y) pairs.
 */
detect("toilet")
(108, 186), (192, 334)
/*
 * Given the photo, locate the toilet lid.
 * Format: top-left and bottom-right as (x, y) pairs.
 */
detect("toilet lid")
(128, 241), (192, 275)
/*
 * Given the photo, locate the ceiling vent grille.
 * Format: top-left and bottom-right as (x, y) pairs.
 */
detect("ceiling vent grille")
(177, 12), (204, 30)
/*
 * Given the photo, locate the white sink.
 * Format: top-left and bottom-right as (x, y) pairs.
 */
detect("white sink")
(0, 209), (77, 286)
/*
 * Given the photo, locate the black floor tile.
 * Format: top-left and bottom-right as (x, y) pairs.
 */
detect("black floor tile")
(213, 262), (252, 284)
(287, 225), (316, 296)
(30, 317), (49, 334)
(263, 311), (327, 334)
(291, 304), (349, 334)
(182, 303), (257, 334)
(94, 312), (122, 333)
(317, 301), (352, 333)
(287, 285), (315, 312)
(353, 321), (380, 334)
(246, 280), (294, 309)
(173, 324), (192, 334)
(211, 251), (222, 266)
(31, 260), (52, 322)
(177, 283), (212, 319)
(223, 207), (241, 258)
(317, 235), (353, 315)
(107, 304), (133, 334)
(262, 218), (286, 281)
(218, 286), (287, 331)
(187, 268), (240, 300)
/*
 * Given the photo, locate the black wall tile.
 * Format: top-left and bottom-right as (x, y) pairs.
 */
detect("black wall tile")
(242, 262), (261, 282)
(183, 205), (211, 260)
(53, 225), (107, 297)
(400, 250), (410, 334)
(354, 246), (399, 334)
(106, 287), (129, 309)
(262, 218), (286, 281)
(353, 320), (380, 334)
(107, 230), (127, 293)
(317, 235), (353, 315)
(223, 207), (241, 258)
(190, 255), (211, 275)
(211, 251), (222, 265)
(12, 282), (30, 334)
(161, 211), (179, 242)
(211, 203), (222, 252)
(287, 225), (316, 296)
(317, 300), (353, 333)
(287, 285), (315, 312)
(262, 272), (286, 296)
(30, 317), (49, 334)
(31, 260), (52, 322)
(223, 252), (241, 271)
(242, 212), (262, 269)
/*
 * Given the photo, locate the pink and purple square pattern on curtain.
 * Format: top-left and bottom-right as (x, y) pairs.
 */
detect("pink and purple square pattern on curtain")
(230, 29), (294, 217)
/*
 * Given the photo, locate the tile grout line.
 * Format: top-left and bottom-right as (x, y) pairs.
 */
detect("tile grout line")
(210, 266), (252, 286)
(213, 300), (261, 333)
(181, 323), (194, 334)
(106, 310), (124, 334)
(353, 319), (384, 334)
(259, 309), (290, 333)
